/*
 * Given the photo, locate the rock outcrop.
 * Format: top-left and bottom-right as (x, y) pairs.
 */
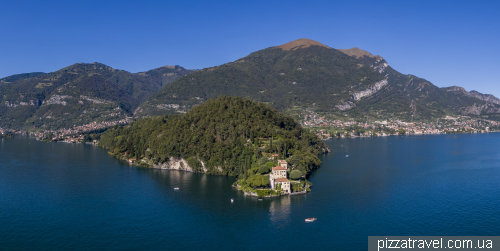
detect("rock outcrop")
(352, 79), (388, 101)
(336, 101), (356, 111)
(42, 95), (71, 106)
(152, 157), (209, 173)
(153, 157), (195, 172)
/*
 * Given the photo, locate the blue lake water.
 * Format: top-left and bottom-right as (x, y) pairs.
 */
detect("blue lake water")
(1, 134), (500, 250)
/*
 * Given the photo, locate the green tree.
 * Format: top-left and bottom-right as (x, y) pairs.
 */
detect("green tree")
(290, 170), (302, 180)
(258, 166), (270, 174)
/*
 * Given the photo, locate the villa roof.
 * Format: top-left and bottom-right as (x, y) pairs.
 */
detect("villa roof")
(272, 166), (287, 170)
(278, 160), (287, 163)
(275, 178), (290, 183)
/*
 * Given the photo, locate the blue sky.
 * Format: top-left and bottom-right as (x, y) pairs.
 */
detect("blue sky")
(1, 0), (500, 97)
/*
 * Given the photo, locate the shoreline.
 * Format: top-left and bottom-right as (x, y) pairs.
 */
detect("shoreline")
(321, 130), (500, 140)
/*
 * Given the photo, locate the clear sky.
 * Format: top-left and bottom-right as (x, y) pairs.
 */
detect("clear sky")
(1, 0), (499, 97)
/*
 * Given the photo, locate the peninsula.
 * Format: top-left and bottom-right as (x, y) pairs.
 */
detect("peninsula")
(98, 96), (329, 196)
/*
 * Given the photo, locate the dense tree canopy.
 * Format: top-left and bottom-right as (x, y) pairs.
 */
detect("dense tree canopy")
(99, 96), (329, 177)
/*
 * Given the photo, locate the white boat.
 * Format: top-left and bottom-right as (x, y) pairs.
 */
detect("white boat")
(345, 155), (349, 157)
(174, 187), (179, 190)
(231, 198), (234, 203)
(305, 218), (317, 222)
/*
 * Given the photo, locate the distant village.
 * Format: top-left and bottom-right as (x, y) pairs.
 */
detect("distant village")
(298, 109), (500, 139)
(0, 119), (130, 143)
(2, 107), (500, 144)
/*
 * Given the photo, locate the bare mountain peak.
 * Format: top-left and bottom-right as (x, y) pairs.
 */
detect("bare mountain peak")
(338, 47), (381, 59)
(276, 38), (330, 51)
(160, 65), (176, 69)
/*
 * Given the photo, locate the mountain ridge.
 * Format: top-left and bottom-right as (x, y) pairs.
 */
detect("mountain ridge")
(137, 38), (500, 122)
(0, 62), (195, 130)
(2, 38), (500, 130)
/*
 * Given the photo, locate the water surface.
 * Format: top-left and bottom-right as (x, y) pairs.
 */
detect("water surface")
(1, 134), (499, 250)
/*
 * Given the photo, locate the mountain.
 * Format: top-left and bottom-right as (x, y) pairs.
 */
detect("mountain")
(137, 38), (500, 121)
(131, 65), (196, 101)
(136, 38), (385, 116)
(338, 47), (380, 59)
(99, 96), (328, 177)
(0, 63), (195, 130)
(3, 38), (500, 130)
(347, 52), (500, 120)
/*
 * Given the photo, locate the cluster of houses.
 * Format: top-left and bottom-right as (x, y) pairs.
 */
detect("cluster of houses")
(301, 107), (500, 138)
(269, 159), (291, 194)
(30, 119), (130, 142)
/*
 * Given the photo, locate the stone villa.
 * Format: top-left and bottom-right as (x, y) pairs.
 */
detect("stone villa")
(277, 159), (288, 169)
(269, 160), (291, 193)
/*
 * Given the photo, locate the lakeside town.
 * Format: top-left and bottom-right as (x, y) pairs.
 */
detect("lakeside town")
(2, 109), (500, 143)
(295, 109), (500, 139)
(0, 118), (130, 143)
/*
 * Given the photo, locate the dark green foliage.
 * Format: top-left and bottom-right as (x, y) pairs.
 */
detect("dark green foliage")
(246, 175), (270, 188)
(99, 96), (328, 177)
(247, 167), (260, 177)
(264, 162), (275, 168)
(292, 182), (304, 192)
(290, 170), (303, 180)
(256, 189), (280, 197)
(0, 72), (45, 83)
(258, 166), (270, 174)
(186, 156), (204, 173)
(81, 127), (110, 142)
(287, 151), (321, 175)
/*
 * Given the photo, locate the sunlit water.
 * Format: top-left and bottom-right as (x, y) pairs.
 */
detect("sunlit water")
(1, 134), (500, 250)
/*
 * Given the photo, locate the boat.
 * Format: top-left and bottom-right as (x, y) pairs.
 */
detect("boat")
(305, 218), (317, 222)
(231, 198), (234, 203)
(174, 187), (179, 190)
(345, 155), (349, 157)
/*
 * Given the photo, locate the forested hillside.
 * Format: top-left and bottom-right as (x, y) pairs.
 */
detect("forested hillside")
(99, 96), (329, 177)
(0, 63), (195, 130)
(136, 39), (385, 116)
(137, 38), (500, 122)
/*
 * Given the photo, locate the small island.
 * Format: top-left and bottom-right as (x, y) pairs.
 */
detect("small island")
(98, 96), (329, 196)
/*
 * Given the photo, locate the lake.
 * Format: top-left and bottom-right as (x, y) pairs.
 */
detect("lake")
(1, 134), (500, 250)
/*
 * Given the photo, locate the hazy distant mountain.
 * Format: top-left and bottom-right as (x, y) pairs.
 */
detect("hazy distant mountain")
(137, 38), (500, 121)
(0, 63), (195, 130)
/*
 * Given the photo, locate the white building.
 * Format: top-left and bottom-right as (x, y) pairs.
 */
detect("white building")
(269, 165), (291, 193)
